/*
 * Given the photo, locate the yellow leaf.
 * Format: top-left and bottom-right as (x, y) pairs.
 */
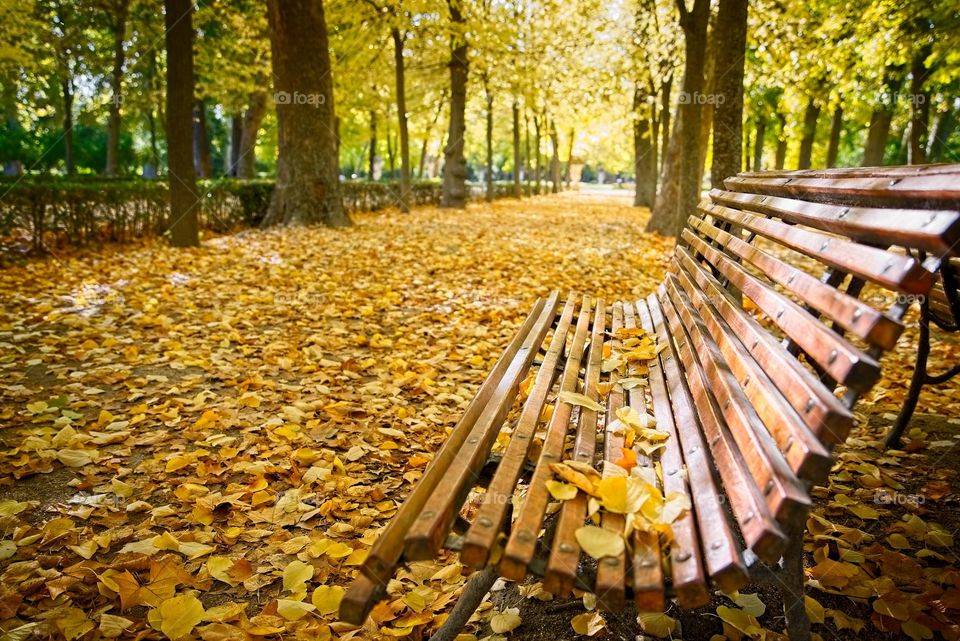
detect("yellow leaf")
(732, 592), (766, 617)
(56, 449), (93, 468)
(55, 607), (94, 641)
(546, 480), (578, 500)
(902, 620), (934, 641)
(805, 595), (825, 624)
(312, 585), (345, 615)
(558, 391), (603, 412)
(636, 612), (677, 638)
(490, 607), (522, 633)
(597, 476), (645, 514)
(575, 526), (624, 559)
(156, 595), (204, 640)
(99, 614), (133, 639)
(276, 599), (316, 621)
(716, 605), (761, 636)
(571, 611), (605, 636)
(887, 533), (911, 549)
(283, 560), (314, 593)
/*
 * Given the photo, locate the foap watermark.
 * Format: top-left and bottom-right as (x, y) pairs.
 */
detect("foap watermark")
(872, 91), (927, 107)
(678, 91), (725, 105)
(874, 489), (925, 507)
(274, 91), (326, 108)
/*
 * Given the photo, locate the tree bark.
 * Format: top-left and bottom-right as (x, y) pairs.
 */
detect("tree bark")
(368, 109), (377, 178)
(524, 113), (532, 192)
(646, 0), (709, 237)
(710, 0), (747, 188)
(697, 14), (716, 187)
(908, 45), (933, 165)
(797, 99), (820, 169)
(193, 99), (212, 178)
(238, 91), (267, 179)
(752, 117), (765, 171)
(229, 114), (242, 176)
(484, 79), (494, 202)
(774, 111), (787, 170)
(825, 105), (843, 168)
(928, 102), (957, 162)
(262, 0), (348, 227)
(62, 78), (75, 175)
(549, 120), (560, 194)
(441, 0), (468, 208)
(164, 0), (199, 246)
(391, 27), (411, 211)
(633, 85), (655, 207)
(105, 0), (130, 176)
(512, 99), (521, 197)
(2, 81), (23, 175)
(533, 114), (542, 195)
(862, 67), (904, 166)
(564, 128), (574, 188)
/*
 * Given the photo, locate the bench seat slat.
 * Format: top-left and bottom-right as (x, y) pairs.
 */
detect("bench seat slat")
(674, 248), (854, 444)
(634, 299), (710, 608)
(544, 300), (607, 596)
(461, 296), (578, 569)
(705, 193), (938, 293)
(644, 295), (751, 590)
(682, 230), (880, 391)
(403, 294), (561, 561)
(658, 284), (787, 564)
(690, 212), (904, 350)
(500, 296), (594, 580)
(709, 189), (960, 258)
(669, 265), (832, 482)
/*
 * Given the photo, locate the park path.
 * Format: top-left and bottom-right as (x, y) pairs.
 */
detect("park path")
(0, 191), (957, 641)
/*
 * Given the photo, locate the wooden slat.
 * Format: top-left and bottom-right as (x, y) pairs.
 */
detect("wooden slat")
(674, 248), (853, 444)
(634, 300), (709, 608)
(594, 302), (627, 612)
(724, 173), (960, 210)
(500, 296), (593, 581)
(544, 300), (606, 597)
(621, 302), (665, 611)
(657, 285), (788, 564)
(682, 230), (880, 391)
(669, 265), (832, 482)
(737, 164), (960, 179)
(661, 277), (811, 528)
(709, 189), (960, 258)
(339, 573), (386, 626)
(705, 194), (937, 294)
(461, 296), (578, 568)
(358, 295), (553, 587)
(644, 295), (751, 590)
(689, 212), (904, 350)
(404, 293), (561, 561)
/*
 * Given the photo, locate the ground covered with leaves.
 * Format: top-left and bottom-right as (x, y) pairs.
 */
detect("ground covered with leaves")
(0, 191), (958, 641)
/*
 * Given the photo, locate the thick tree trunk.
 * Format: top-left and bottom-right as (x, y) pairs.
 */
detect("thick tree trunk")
(484, 81), (494, 202)
(368, 109), (377, 178)
(797, 99), (820, 169)
(387, 127), (396, 175)
(661, 76), (672, 165)
(646, 0), (709, 237)
(3, 82), (23, 175)
(710, 0), (747, 188)
(908, 46), (933, 165)
(164, 0), (199, 246)
(238, 91), (267, 179)
(564, 128), (574, 188)
(193, 99), (212, 178)
(752, 117), (765, 171)
(826, 105), (843, 168)
(441, 0), (468, 208)
(774, 112), (787, 169)
(928, 103), (957, 162)
(863, 67), (904, 166)
(697, 15), (716, 187)
(512, 99), (521, 197)
(105, 0), (130, 176)
(633, 86), (655, 207)
(262, 0), (348, 227)
(229, 114), (242, 176)
(391, 27), (411, 211)
(62, 78), (75, 175)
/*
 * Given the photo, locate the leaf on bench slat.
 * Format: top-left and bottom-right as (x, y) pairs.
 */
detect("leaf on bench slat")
(558, 390), (604, 411)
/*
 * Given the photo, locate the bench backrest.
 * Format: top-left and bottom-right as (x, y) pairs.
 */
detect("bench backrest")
(665, 163), (960, 552)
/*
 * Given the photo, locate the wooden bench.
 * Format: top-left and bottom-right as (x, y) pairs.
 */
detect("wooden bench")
(340, 164), (960, 641)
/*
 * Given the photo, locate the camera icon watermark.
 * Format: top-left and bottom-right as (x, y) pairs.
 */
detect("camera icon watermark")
(678, 91), (725, 105)
(874, 490), (925, 507)
(274, 91), (326, 108)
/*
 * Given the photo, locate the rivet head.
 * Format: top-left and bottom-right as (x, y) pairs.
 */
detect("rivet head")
(744, 511), (755, 523)
(478, 516), (493, 527)
(421, 511), (435, 519)
(468, 437), (479, 444)
(638, 559), (655, 569)
(852, 309), (862, 322)
(711, 540), (723, 550)
(603, 557), (619, 567)
(838, 208), (849, 219)
(559, 543), (576, 553)
(828, 349), (838, 364)
(676, 550), (692, 562)
(820, 240), (830, 252)
(742, 376), (750, 387)
(776, 308), (785, 320)
(517, 530), (534, 542)
(667, 468), (678, 476)
(804, 398), (815, 413)
(765, 480), (775, 494)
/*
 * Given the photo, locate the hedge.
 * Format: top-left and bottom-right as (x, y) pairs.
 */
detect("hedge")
(0, 178), (536, 256)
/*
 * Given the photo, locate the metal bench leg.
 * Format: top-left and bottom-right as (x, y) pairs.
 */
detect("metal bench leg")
(781, 537), (811, 641)
(887, 300), (931, 448)
(429, 565), (499, 641)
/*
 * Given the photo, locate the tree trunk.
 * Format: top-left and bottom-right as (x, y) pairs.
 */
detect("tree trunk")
(549, 120), (560, 193)
(826, 105), (843, 168)
(368, 109), (377, 178)
(646, 0), (709, 237)
(3, 82), (23, 175)
(862, 67), (904, 166)
(564, 128), (574, 188)
(533, 114), (542, 195)
(238, 91), (267, 179)
(908, 46), (933, 165)
(697, 14), (716, 187)
(484, 80), (494, 202)
(525, 113), (532, 192)
(928, 103), (956, 162)
(710, 0), (747, 188)
(633, 85), (655, 207)
(797, 99), (820, 169)
(193, 99), (212, 178)
(660, 75), (672, 172)
(62, 78), (75, 175)
(391, 27), (411, 211)
(262, 0), (348, 227)
(441, 0), (468, 208)
(774, 111), (787, 169)
(752, 117), (765, 171)
(164, 0), (199, 246)
(386, 126), (396, 175)
(229, 114), (242, 176)
(105, 0), (129, 176)
(512, 99), (521, 197)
